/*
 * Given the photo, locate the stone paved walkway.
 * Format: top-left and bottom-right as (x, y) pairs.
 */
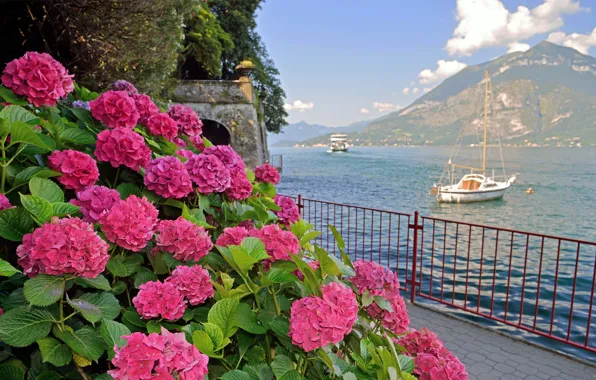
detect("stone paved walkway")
(407, 303), (596, 380)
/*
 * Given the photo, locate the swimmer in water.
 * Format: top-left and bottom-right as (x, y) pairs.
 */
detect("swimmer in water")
(526, 186), (534, 194)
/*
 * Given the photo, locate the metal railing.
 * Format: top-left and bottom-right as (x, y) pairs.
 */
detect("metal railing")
(293, 195), (596, 354)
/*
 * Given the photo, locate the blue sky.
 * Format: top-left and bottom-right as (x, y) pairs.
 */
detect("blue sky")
(256, 0), (596, 126)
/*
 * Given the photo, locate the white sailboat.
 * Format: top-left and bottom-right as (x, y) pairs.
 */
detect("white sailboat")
(329, 134), (349, 152)
(432, 69), (516, 203)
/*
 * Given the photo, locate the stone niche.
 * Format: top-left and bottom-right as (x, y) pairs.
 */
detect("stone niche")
(172, 79), (269, 168)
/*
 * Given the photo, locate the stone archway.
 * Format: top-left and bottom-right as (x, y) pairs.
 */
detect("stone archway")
(202, 119), (231, 146)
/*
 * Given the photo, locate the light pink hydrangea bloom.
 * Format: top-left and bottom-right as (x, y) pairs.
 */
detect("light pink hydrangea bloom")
(146, 113), (179, 141)
(254, 163), (280, 184)
(133, 93), (160, 125)
(254, 224), (299, 262)
(90, 90), (140, 129)
(203, 145), (245, 172)
(168, 104), (203, 137)
(166, 265), (214, 306)
(1, 52), (74, 107)
(71, 185), (120, 223)
(144, 157), (193, 199)
(47, 150), (99, 190)
(0, 194), (13, 210)
(225, 169), (252, 201)
(133, 280), (186, 321)
(185, 154), (231, 194)
(273, 195), (300, 225)
(155, 217), (213, 261)
(216, 226), (250, 247)
(99, 195), (158, 252)
(16, 217), (109, 278)
(95, 128), (152, 171)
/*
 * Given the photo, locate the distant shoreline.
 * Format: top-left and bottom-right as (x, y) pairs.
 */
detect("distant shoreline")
(270, 144), (595, 149)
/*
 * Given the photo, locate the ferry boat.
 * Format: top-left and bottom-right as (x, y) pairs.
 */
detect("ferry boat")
(431, 70), (516, 203)
(330, 133), (349, 152)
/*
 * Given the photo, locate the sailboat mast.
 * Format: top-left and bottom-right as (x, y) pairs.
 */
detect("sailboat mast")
(482, 69), (489, 175)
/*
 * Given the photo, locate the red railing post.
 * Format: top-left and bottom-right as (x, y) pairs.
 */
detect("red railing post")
(410, 211), (421, 304)
(297, 194), (303, 217)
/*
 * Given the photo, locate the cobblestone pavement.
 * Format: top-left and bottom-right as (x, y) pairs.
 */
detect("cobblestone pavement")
(407, 303), (596, 380)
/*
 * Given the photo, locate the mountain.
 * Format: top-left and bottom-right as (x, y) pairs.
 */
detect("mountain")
(307, 41), (596, 147)
(268, 119), (371, 147)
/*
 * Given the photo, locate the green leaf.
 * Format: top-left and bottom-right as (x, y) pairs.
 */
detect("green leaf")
(221, 370), (252, 380)
(362, 290), (373, 307)
(268, 318), (290, 339)
(115, 183), (141, 199)
(373, 295), (394, 312)
(279, 371), (301, 380)
(79, 292), (121, 320)
(397, 355), (414, 373)
(0, 258), (20, 277)
(240, 237), (269, 261)
(13, 167), (60, 187)
(20, 194), (53, 223)
(100, 319), (130, 359)
(0, 306), (54, 347)
(300, 231), (321, 245)
(234, 303), (267, 334)
(52, 202), (80, 217)
(0, 105), (37, 124)
(123, 309), (146, 328)
(266, 268), (299, 284)
(67, 295), (102, 324)
(34, 371), (63, 380)
(78, 275), (111, 291)
(29, 177), (64, 203)
(0, 358), (26, 380)
(106, 256), (139, 277)
(244, 348), (267, 367)
(271, 355), (294, 379)
(208, 298), (239, 338)
(9, 121), (50, 151)
(69, 108), (97, 128)
(289, 253), (321, 296)
(146, 320), (161, 333)
(0, 86), (29, 106)
(54, 326), (105, 362)
(23, 275), (65, 306)
(37, 337), (72, 367)
(228, 246), (260, 273)
(192, 330), (214, 356)
(202, 322), (225, 349)
(314, 245), (340, 277)
(133, 269), (158, 288)
(0, 207), (35, 241)
(94, 375), (115, 380)
(328, 224), (345, 250)
(59, 128), (96, 145)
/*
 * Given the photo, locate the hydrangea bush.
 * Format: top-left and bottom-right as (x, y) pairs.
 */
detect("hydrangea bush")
(0, 53), (468, 380)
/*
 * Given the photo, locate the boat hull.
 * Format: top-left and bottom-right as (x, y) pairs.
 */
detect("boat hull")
(330, 147), (348, 152)
(436, 187), (508, 203)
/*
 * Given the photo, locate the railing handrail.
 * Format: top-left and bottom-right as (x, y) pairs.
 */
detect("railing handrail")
(298, 196), (412, 217)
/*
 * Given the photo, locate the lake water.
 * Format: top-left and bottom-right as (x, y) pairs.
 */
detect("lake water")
(271, 146), (596, 360)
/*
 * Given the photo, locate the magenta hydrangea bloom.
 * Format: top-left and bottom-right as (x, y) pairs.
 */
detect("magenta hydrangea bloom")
(133, 93), (160, 125)
(99, 195), (158, 252)
(225, 169), (252, 201)
(415, 349), (468, 380)
(216, 226), (250, 247)
(144, 157), (193, 199)
(0, 194), (13, 210)
(168, 104), (203, 137)
(173, 137), (187, 147)
(350, 260), (399, 294)
(1, 52), (74, 107)
(190, 135), (205, 151)
(90, 90), (140, 129)
(155, 217), (213, 261)
(274, 195), (299, 225)
(16, 217), (109, 278)
(112, 80), (138, 96)
(255, 163), (280, 184)
(397, 328), (444, 356)
(109, 328), (209, 380)
(71, 185), (120, 223)
(203, 146), (245, 172)
(176, 149), (195, 160)
(289, 296), (339, 352)
(166, 265), (214, 306)
(254, 224), (299, 262)
(47, 150), (99, 190)
(133, 280), (186, 321)
(95, 128), (152, 171)
(322, 282), (358, 339)
(366, 289), (410, 334)
(185, 154), (231, 194)
(146, 113), (179, 141)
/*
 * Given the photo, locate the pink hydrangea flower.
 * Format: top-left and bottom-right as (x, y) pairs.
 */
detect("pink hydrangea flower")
(133, 280), (186, 321)
(112, 80), (138, 96)
(95, 128), (152, 171)
(90, 90), (140, 129)
(203, 146), (245, 172)
(415, 349), (468, 380)
(216, 226), (250, 247)
(350, 260), (400, 295)
(100, 195), (158, 252)
(144, 157), (193, 199)
(168, 104), (203, 137)
(176, 149), (195, 160)
(295, 260), (320, 280)
(71, 185), (120, 223)
(155, 217), (213, 261)
(0, 308), (3, 316)
(133, 93), (160, 125)
(47, 150), (99, 190)
(322, 282), (358, 338)
(225, 169), (252, 201)
(289, 296), (340, 352)
(274, 195), (299, 225)
(255, 163), (280, 184)
(1, 52), (74, 107)
(254, 224), (299, 262)
(366, 289), (410, 334)
(16, 217), (109, 278)
(109, 328), (209, 380)
(190, 135), (205, 151)
(173, 137), (187, 147)
(146, 113), (178, 141)
(0, 194), (13, 210)
(166, 265), (214, 306)
(237, 220), (255, 231)
(397, 328), (445, 356)
(185, 154), (231, 194)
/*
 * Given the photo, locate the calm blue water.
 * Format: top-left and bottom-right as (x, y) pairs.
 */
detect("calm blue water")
(272, 146), (596, 361)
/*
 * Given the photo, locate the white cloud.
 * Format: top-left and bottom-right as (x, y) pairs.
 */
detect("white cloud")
(360, 108), (370, 114)
(372, 102), (403, 112)
(507, 41), (531, 53)
(283, 100), (314, 112)
(412, 88), (420, 94)
(548, 27), (596, 54)
(446, 0), (584, 56)
(423, 87), (433, 93)
(402, 87), (410, 95)
(418, 60), (468, 84)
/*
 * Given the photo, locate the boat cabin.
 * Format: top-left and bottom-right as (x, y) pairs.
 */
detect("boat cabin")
(457, 174), (486, 190)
